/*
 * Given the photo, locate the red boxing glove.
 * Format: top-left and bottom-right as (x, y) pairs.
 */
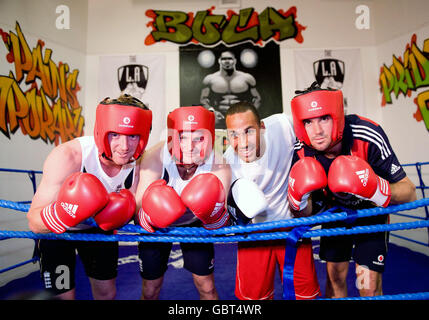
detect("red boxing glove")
(181, 173), (229, 230)
(40, 172), (109, 234)
(138, 180), (186, 233)
(94, 189), (136, 231)
(328, 155), (391, 207)
(288, 157), (328, 211)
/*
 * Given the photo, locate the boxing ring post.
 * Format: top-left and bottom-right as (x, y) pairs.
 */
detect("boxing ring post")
(0, 168), (42, 202)
(397, 162), (429, 246)
(414, 162), (429, 244)
(0, 168), (42, 274)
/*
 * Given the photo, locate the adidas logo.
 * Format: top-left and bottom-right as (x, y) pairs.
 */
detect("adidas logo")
(391, 163), (400, 175)
(210, 202), (224, 217)
(355, 169), (369, 186)
(60, 202), (78, 218)
(289, 177), (296, 190)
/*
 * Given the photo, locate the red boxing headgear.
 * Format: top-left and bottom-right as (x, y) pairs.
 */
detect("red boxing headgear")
(167, 106), (215, 163)
(291, 87), (344, 148)
(94, 97), (152, 161)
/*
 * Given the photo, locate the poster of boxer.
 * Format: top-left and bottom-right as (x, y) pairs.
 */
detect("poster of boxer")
(179, 41), (283, 130)
(98, 54), (166, 147)
(294, 48), (366, 116)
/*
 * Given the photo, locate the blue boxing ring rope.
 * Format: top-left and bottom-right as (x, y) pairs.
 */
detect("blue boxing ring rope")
(1, 164), (429, 300)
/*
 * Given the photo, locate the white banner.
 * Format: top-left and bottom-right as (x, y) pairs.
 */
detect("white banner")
(294, 49), (365, 116)
(98, 55), (166, 147)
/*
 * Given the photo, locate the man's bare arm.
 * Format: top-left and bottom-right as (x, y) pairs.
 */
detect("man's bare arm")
(27, 140), (82, 233)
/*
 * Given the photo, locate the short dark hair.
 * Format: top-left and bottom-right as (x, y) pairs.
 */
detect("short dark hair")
(99, 94), (149, 110)
(225, 101), (261, 123)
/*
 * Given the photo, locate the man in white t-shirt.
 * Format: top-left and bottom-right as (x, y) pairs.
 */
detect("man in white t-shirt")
(223, 101), (320, 300)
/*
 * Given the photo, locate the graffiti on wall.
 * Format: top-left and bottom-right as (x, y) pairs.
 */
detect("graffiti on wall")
(145, 6), (305, 46)
(0, 22), (84, 145)
(379, 34), (429, 131)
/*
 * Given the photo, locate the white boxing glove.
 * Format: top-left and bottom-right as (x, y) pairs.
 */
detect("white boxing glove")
(227, 178), (268, 225)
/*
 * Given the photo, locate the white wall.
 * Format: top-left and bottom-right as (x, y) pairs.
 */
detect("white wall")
(85, 0), (380, 122)
(373, 1), (429, 254)
(0, 0), (88, 286)
(1, 0), (429, 287)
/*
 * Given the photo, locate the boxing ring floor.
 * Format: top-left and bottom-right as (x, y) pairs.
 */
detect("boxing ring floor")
(1, 239), (429, 300)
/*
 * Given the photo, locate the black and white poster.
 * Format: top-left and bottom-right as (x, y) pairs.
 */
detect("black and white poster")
(179, 42), (283, 130)
(294, 49), (366, 116)
(98, 55), (166, 147)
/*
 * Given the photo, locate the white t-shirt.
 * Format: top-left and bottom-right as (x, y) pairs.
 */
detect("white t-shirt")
(223, 113), (296, 223)
(161, 143), (215, 226)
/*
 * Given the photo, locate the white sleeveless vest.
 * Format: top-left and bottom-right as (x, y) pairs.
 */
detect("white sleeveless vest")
(77, 136), (136, 193)
(70, 136), (136, 230)
(161, 143), (215, 226)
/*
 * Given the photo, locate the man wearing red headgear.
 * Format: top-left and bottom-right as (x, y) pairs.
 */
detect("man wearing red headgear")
(134, 105), (231, 300)
(289, 82), (416, 298)
(27, 94), (152, 300)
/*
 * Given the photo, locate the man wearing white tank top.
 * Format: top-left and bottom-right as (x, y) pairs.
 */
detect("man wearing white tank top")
(135, 106), (231, 300)
(27, 95), (152, 300)
(223, 101), (320, 300)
